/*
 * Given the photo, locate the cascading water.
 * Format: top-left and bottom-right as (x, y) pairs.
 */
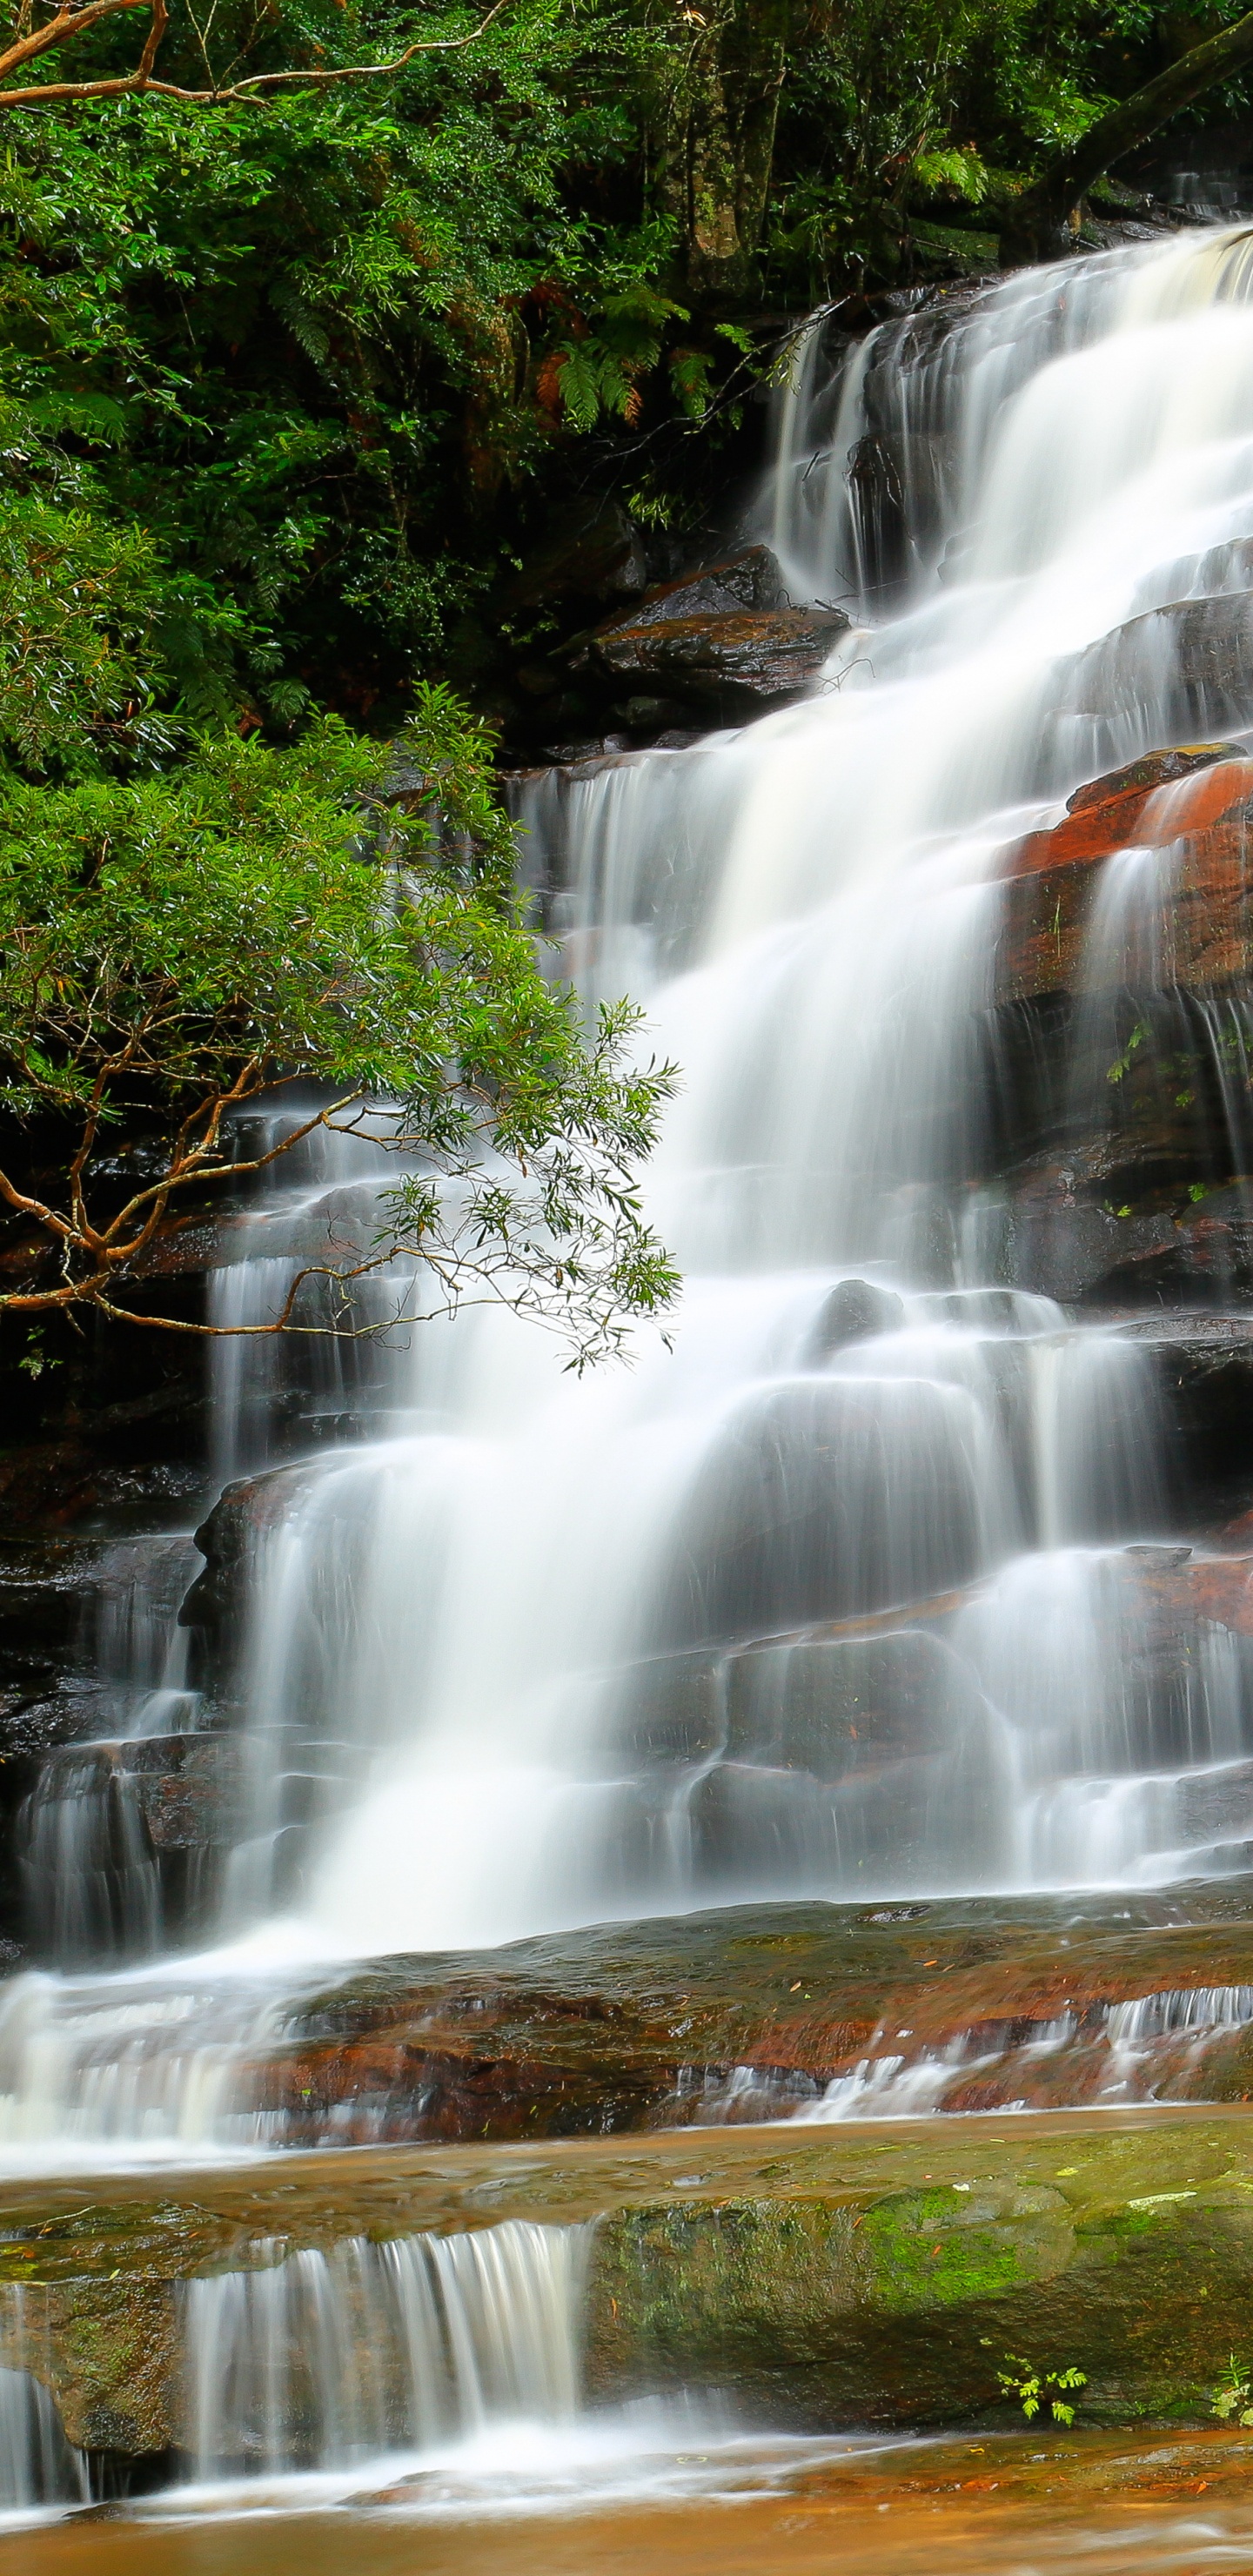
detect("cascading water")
(12, 222), (1253, 2156)
(184, 2218), (589, 2480)
(0, 2217), (586, 2512)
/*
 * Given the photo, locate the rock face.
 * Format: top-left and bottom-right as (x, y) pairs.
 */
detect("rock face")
(973, 744), (1253, 1309)
(178, 1461), (313, 1684)
(135, 1879), (1253, 2150)
(994, 750), (1253, 1003)
(1067, 595), (1253, 733)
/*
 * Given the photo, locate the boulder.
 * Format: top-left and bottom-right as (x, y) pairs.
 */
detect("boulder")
(588, 603), (849, 712)
(615, 544), (789, 628)
(808, 1277), (907, 1356)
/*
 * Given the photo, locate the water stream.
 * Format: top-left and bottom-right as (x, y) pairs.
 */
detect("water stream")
(11, 217), (1253, 2519)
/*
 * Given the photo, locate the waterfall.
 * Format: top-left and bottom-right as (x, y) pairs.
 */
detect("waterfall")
(0, 2292), (88, 2515)
(10, 220), (1253, 2143)
(184, 2219), (589, 2481)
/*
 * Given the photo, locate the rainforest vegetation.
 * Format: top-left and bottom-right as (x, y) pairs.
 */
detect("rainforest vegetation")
(0, 0), (1249, 1357)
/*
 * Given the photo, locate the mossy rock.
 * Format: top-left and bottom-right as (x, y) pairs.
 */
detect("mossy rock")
(586, 2157), (1253, 2429)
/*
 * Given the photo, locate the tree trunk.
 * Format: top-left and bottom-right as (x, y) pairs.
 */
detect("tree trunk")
(652, 0), (790, 302)
(1002, 10), (1253, 265)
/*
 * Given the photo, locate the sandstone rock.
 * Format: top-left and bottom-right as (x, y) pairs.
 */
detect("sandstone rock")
(989, 752), (1253, 1004)
(30, 1732), (249, 1855)
(16, 2108), (1253, 2453)
(1063, 741), (1239, 815)
(114, 1875), (1253, 2150)
(0, 2280), (180, 2454)
(589, 604), (850, 712)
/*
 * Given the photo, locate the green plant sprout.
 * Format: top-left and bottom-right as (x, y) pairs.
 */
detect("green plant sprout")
(996, 2354), (1087, 2426)
(1211, 2357), (1253, 2426)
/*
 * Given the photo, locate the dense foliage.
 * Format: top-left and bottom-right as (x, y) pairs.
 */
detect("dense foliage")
(0, 0), (1245, 733)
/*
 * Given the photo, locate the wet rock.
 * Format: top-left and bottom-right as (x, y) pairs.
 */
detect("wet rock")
(1063, 741), (1239, 814)
(618, 545), (790, 627)
(656, 1376), (983, 1647)
(17, 2110), (1253, 2451)
(586, 2138), (1253, 2428)
(30, 1732), (249, 1856)
(588, 603), (849, 713)
(845, 431), (952, 599)
(1067, 593), (1253, 733)
(998, 1161), (1253, 1309)
(981, 748), (1253, 1306)
(179, 1462), (314, 1675)
(808, 1277), (906, 1356)
(0, 2282), (180, 2453)
(132, 1879), (1253, 2149)
(995, 755), (1253, 1003)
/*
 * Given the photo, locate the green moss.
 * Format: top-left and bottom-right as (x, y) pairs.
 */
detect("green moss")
(861, 2184), (1071, 2311)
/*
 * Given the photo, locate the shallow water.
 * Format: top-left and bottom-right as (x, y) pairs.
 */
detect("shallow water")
(11, 2429), (1253, 2574)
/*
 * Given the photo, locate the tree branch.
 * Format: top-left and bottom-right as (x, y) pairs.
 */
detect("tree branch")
(0, 0), (512, 107)
(0, 0), (150, 86)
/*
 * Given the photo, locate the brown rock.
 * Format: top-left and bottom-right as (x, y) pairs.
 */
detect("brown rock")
(590, 605), (849, 709)
(1064, 742), (1239, 815)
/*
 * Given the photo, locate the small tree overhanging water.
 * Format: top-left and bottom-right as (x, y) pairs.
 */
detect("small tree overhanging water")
(0, 686), (680, 1369)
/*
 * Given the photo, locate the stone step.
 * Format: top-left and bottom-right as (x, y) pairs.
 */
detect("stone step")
(7, 2104), (1253, 2452)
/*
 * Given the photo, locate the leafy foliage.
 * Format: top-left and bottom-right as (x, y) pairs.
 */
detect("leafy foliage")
(1211, 2356), (1253, 2425)
(0, 688), (679, 1364)
(996, 2353), (1088, 2426)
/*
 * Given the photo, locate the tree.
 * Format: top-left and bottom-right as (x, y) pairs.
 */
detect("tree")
(1002, 10), (1253, 261)
(0, 689), (680, 1366)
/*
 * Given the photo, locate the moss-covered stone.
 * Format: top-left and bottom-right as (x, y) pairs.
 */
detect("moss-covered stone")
(584, 2131), (1253, 2429)
(0, 2280), (179, 2451)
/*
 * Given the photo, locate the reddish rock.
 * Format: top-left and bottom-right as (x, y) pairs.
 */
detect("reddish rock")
(994, 752), (1253, 1003)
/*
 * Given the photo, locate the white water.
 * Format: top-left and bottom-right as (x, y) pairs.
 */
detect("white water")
(185, 2217), (589, 2478)
(10, 224), (1253, 2158)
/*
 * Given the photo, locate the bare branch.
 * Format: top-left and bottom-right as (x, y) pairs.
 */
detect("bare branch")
(0, 0), (150, 86)
(0, 0), (512, 108)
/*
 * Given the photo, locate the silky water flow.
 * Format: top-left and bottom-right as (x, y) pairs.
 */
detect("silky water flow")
(11, 218), (1253, 2507)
